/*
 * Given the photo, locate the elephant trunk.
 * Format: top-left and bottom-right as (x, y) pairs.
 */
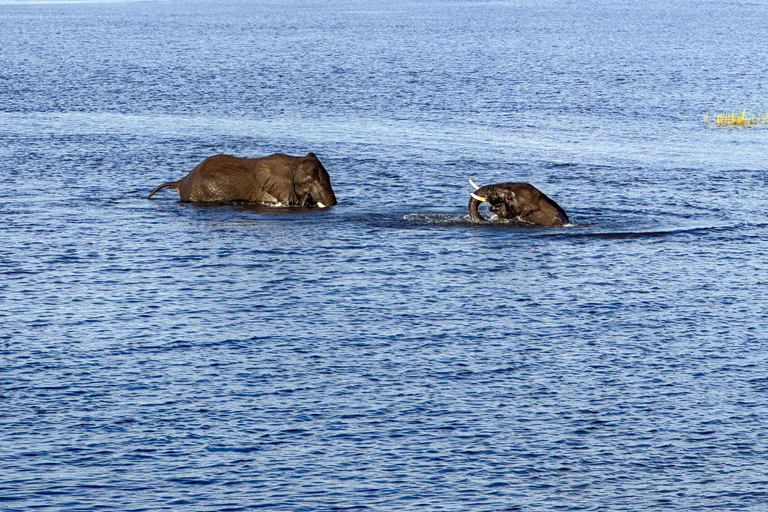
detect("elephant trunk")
(310, 180), (337, 208)
(468, 193), (488, 222)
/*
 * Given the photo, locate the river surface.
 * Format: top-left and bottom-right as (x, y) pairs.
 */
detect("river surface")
(2, 0), (768, 510)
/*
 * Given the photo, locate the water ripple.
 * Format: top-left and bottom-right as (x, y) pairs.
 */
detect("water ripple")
(2, 0), (768, 510)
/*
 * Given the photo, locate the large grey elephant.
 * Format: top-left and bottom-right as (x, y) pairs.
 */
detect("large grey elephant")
(147, 152), (337, 207)
(468, 180), (569, 226)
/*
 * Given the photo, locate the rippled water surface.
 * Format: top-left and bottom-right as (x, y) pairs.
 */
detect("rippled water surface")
(2, 0), (768, 510)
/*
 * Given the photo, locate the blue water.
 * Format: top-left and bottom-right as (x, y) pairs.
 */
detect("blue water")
(2, 0), (768, 510)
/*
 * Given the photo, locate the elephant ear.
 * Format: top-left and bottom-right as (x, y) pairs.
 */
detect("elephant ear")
(253, 159), (299, 204)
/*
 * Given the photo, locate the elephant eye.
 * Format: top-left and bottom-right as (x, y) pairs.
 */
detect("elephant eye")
(296, 176), (313, 186)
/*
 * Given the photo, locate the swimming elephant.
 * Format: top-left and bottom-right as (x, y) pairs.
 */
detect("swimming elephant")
(468, 180), (569, 226)
(147, 152), (337, 207)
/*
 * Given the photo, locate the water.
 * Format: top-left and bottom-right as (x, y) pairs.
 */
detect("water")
(2, 0), (768, 509)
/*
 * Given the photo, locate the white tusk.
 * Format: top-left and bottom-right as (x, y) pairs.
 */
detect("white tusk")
(470, 193), (487, 202)
(469, 179), (480, 190)
(317, 202), (326, 208)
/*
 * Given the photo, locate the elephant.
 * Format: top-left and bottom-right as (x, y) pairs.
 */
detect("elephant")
(468, 180), (569, 226)
(147, 152), (337, 207)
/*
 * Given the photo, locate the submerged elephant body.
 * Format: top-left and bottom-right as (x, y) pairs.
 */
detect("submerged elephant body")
(469, 181), (569, 226)
(147, 152), (337, 207)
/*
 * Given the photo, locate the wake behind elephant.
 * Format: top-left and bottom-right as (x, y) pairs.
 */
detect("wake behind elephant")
(147, 152), (337, 207)
(468, 180), (569, 226)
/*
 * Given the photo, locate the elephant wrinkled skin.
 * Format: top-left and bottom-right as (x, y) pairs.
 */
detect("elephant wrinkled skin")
(147, 152), (337, 207)
(468, 180), (569, 226)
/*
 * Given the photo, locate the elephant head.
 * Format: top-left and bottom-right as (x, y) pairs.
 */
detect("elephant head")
(468, 180), (569, 226)
(291, 152), (337, 208)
